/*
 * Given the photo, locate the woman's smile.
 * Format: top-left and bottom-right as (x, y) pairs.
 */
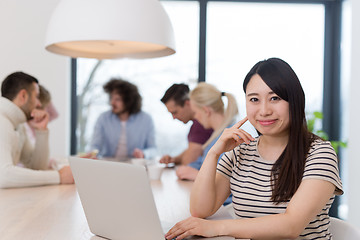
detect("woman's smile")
(258, 119), (277, 126)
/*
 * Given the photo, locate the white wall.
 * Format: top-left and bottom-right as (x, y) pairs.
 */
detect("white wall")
(0, 0), (70, 159)
(347, 0), (360, 228)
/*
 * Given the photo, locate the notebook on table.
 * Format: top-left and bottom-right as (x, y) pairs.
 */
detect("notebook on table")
(69, 157), (235, 240)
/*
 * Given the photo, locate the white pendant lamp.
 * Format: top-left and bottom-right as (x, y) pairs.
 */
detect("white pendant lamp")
(45, 0), (176, 59)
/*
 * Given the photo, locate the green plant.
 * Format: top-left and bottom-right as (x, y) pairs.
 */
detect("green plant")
(307, 111), (347, 154)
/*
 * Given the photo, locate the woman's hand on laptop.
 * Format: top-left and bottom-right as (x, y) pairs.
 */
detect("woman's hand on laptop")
(165, 216), (220, 239)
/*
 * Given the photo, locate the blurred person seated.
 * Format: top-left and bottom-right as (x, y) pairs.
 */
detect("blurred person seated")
(0, 72), (74, 188)
(89, 78), (156, 160)
(175, 83), (238, 181)
(159, 83), (213, 165)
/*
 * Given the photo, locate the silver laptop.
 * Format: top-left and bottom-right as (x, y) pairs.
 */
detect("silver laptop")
(69, 157), (165, 240)
(69, 157), (235, 240)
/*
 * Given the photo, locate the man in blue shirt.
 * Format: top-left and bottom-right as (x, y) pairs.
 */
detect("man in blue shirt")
(90, 79), (156, 160)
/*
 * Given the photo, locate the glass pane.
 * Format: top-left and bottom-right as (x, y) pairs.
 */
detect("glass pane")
(76, 1), (199, 157)
(206, 2), (325, 124)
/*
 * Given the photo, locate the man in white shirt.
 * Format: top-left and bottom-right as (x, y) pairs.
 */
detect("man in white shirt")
(0, 72), (73, 188)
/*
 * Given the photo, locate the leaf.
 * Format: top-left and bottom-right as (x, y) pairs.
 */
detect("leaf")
(331, 141), (339, 148)
(317, 130), (329, 140)
(339, 142), (347, 148)
(307, 110), (347, 155)
(307, 119), (315, 132)
(314, 111), (323, 119)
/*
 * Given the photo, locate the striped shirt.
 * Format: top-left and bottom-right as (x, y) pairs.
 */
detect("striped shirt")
(217, 137), (343, 240)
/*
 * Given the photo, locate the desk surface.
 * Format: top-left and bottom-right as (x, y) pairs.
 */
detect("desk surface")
(0, 168), (237, 240)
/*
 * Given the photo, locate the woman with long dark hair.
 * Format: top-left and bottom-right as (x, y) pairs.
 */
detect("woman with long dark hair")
(165, 58), (343, 240)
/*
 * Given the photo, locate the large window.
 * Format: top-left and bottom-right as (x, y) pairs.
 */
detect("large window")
(72, 0), (343, 216)
(76, 1), (199, 156)
(206, 2), (324, 121)
(75, 0), (326, 154)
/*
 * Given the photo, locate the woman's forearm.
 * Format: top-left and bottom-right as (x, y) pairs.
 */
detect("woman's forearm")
(215, 213), (302, 240)
(190, 150), (222, 217)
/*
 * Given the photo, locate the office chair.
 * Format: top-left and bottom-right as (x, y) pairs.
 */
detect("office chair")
(329, 217), (360, 240)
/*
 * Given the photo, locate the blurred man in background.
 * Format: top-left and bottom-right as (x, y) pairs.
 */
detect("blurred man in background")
(159, 83), (213, 165)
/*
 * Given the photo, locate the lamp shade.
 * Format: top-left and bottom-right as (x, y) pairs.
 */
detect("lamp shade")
(45, 0), (176, 59)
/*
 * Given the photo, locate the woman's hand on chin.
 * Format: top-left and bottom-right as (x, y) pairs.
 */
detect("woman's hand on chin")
(211, 117), (254, 155)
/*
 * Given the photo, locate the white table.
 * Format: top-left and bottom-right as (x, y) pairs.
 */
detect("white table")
(0, 168), (236, 240)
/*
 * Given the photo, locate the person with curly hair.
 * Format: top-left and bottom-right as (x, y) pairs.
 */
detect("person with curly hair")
(90, 78), (156, 160)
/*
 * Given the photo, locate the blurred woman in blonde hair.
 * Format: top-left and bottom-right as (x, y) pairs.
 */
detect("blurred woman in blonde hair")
(175, 83), (238, 198)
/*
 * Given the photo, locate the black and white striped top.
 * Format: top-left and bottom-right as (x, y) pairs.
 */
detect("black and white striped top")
(217, 137), (343, 240)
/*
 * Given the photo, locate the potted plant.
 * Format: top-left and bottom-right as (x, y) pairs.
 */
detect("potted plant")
(307, 111), (347, 154)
